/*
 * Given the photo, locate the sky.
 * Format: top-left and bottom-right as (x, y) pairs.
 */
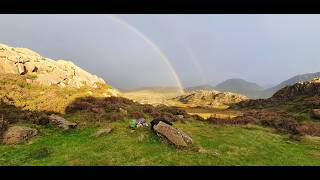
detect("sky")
(1, 14), (320, 90)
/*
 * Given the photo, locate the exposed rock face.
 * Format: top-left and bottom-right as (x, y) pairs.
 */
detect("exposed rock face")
(235, 77), (320, 108)
(310, 109), (320, 119)
(173, 90), (248, 108)
(49, 114), (77, 130)
(153, 121), (193, 147)
(2, 126), (37, 145)
(0, 43), (108, 89)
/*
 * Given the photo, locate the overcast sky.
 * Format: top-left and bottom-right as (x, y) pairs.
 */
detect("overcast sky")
(1, 14), (320, 90)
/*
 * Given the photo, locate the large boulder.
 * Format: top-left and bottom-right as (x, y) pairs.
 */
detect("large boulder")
(310, 109), (320, 119)
(49, 114), (77, 130)
(2, 126), (38, 145)
(153, 121), (193, 147)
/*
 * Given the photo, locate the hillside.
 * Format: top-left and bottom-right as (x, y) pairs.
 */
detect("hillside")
(185, 85), (216, 92)
(214, 78), (264, 99)
(263, 72), (320, 98)
(173, 90), (248, 108)
(123, 87), (183, 105)
(235, 77), (320, 109)
(1, 44), (320, 166)
(0, 43), (117, 90)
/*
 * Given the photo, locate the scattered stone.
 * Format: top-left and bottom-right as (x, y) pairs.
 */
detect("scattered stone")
(91, 107), (104, 114)
(92, 127), (113, 137)
(177, 115), (184, 119)
(153, 121), (193, 147)
(2, 126), (37, 145)
(310, 109), (320, 119)
(49, 114), (77, 130)
(118, 108), (128, 115)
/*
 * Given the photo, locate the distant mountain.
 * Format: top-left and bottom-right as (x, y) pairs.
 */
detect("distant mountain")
(188, 73), (320, 99)
(263, 72), (320, 98)
(214, 78), (264, 99)
(235, 77), (320, 109)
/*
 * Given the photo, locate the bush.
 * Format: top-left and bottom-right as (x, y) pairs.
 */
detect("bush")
(0, 117), (9, 137)
(130, 111), (144, 119)
(297, 123), (320, 136)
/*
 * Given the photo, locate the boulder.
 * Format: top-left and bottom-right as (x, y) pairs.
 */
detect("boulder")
(49, 114), (77, 130)
(16, 63), (26, 75)
(310, 109), (320, 119)
(2, 126), (37, 145)
(91, 127), (113, 137)
(24, 62), (37, 72)
(153, 121), (193, 147)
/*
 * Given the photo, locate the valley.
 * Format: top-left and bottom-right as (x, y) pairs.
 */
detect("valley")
(1, 43), (320, 166)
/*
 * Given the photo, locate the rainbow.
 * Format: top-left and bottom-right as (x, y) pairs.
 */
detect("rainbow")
(104, 15), (185, 94)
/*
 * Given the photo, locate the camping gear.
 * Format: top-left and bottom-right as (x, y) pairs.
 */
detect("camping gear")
(129, 119), (137, 129)
(137, 118), (148, 127)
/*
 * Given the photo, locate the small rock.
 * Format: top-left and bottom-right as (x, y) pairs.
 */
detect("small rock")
(49, 114), (77, 130)
(118, 108), (128, 115)
(92, 127), (112, 137)
(91, 107), (104, 113)
(177, 115), (184, 119)
(2, 126), (38, 145)
(310, 109), (320, 119)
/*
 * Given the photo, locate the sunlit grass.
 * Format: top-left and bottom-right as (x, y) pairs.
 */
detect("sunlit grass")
(1, 120), (320, 166)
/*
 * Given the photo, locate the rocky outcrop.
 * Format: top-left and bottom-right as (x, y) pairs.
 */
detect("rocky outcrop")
(0, 43), (110, 89)
(153, 121), (193, 147)
(235, 77), (320, 108)
(49, 114), (77, 130)
(2, 126), (37, 145)
(173, 90), (248, 108)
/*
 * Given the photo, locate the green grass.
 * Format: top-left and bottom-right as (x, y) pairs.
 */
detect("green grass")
(1, 119), (320, 166)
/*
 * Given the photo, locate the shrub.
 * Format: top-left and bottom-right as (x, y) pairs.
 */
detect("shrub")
(0, 116), (9, 137)
(130, 111), (144, 119)
(297, 123), (320, 136)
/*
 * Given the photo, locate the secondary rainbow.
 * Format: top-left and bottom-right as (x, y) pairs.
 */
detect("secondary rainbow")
(104, 14), (185, 94)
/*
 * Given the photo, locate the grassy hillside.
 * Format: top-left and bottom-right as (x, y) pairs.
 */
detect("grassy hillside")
(1, 73), (320, 165)
(1, 119), (320, 165)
